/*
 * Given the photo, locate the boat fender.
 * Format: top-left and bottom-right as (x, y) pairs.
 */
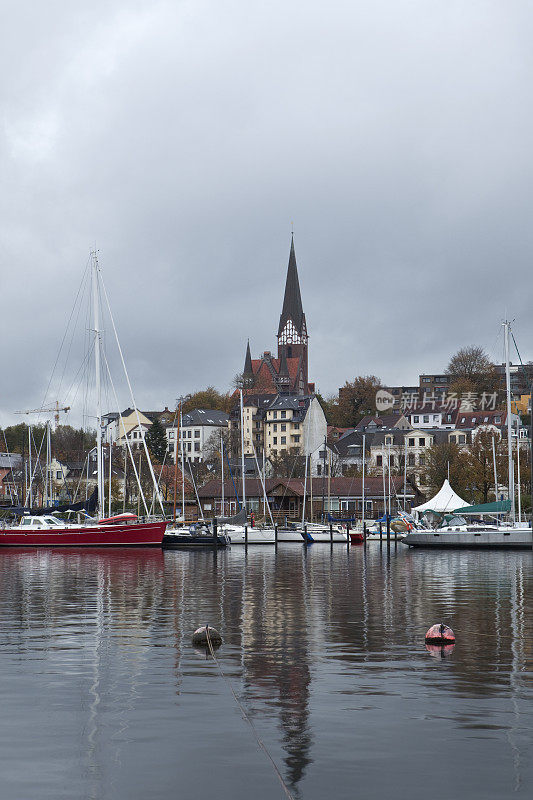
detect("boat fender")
(425, 623), (455, 644)
(192, 624), (222, 647)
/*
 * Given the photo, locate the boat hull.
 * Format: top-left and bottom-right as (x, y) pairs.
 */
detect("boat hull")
(403, 529), (532, 549)
(0, 521), (167, 547)
(163, 532), (228, 548)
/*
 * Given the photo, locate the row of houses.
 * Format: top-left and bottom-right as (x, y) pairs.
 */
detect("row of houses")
(326, 407), (528, 480)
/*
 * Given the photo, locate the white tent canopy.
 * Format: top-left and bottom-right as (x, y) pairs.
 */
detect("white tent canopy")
(412, 479), (467, 516)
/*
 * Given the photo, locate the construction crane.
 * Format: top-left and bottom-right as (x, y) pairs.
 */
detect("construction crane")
(15, 401), (71, 427)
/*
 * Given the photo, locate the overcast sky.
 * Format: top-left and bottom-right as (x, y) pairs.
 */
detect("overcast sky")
(2, 0), (532, 427)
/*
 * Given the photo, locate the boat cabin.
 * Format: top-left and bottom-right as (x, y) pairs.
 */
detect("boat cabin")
(16, 516), (65, 529)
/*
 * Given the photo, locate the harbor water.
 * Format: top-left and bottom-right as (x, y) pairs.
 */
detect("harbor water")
(0, 544), (531, 799)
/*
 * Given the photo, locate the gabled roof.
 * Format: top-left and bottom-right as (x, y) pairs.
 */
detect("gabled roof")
(454, 410), (506, 429)
(277, 236), (306, 336)
(181, 409), (229, 427)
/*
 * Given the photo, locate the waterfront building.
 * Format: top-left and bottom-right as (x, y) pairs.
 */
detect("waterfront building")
(165, 408), (229, 463)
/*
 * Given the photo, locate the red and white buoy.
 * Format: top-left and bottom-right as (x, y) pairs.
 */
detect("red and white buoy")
(425, 623), (455, 644)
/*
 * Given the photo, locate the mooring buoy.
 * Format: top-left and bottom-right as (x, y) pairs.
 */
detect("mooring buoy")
(192, 624), (222, 647)
(425, 623), (455, 644)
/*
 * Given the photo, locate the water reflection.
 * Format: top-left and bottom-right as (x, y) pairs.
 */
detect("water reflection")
(0, 545), (531, 799)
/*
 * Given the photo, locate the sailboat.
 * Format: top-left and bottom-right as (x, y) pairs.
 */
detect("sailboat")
(403, 321), (532, 549)
(0, 254), (168, 547)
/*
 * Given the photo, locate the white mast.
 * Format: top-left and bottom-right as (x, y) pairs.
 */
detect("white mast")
(28, 424), (32, 508)
(220, 433), (224, 517)
(387, 440), (391, 517)
(516, 429), (522, 523)
(46, 420), (51, 506)
(92, 252), (104, 520)
(180, 406), (185, 520)
(504, 321), (515, 522)
(108, 442), (112, 517)
(492, 435), (499, 502)
(362, 433), (366, 524)
(402, 434), (406, 510)
(302, 449), (308, 526)
(240, 389), (246, 514)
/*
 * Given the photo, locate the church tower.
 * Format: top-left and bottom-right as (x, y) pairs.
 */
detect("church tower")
(277, 235), (308, 394)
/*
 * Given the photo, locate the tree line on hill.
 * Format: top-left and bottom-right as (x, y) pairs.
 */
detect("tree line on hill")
(317, 345), (530, 428)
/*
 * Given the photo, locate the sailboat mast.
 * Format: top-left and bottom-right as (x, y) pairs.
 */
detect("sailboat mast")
(221, 433), (225, 516)
(92, 252), (104, 520)
(492, 435), (499, 502)
(504, 321), (515, 522)
(240, 389), (246, 513)
(362, 434), (366, 523)
(180, 406), (185, 520)
(302, 449), (308, 526)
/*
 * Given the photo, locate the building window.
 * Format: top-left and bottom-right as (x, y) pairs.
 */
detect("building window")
(273, 411), (277, 419)
(317, 464), (322, 475)
(408, 454), (415, 466)
(450, 435), (456, 443)
(413, 416), (419, 423)
(187, 430), (191, 438)
(376, 455), (383, 466)
(419, 438), (425, 446)
(408, 438), (415, 447)
(187, 443), (191, 452)
(194, 443), (200, 452)
(281, 424), (286, 431)
(194, 430), (200, 438)
(458, 435), (466, 444)
(419, 455), (425, 466)
(273, 424), (277, 432)
(273, 437), (277, 445)
(293, 423), (299, 430)
(385, 436), (392, 445)
(281, 437), (286, 444)
(168, 430), (174, 439)
(293, 435), (300, 443)
(423, 415), (429, 423)
(56, 471), (62, 480)
(281, 411), (286, 418)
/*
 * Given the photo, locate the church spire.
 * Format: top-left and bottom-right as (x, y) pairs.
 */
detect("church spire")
(276, 235), (309, 395)
(277, 235), (306, 337)
(243, 340), (254, 388)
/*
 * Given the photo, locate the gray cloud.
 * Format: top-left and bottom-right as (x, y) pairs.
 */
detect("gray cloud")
(2, 0), (533, 425)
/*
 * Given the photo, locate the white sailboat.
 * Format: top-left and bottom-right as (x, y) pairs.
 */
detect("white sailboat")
(403, 321), (532, 549)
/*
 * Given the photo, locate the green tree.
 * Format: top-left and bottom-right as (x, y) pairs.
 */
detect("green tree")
(466, 429), (506, 504)
(181, 387), (233, 414)
(424, 441), (470, 497)
(145, 417), (168, 464)
(269, 449), (306, 478)
(446, 345), (500, 397)
(328, 376), (382, 427)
